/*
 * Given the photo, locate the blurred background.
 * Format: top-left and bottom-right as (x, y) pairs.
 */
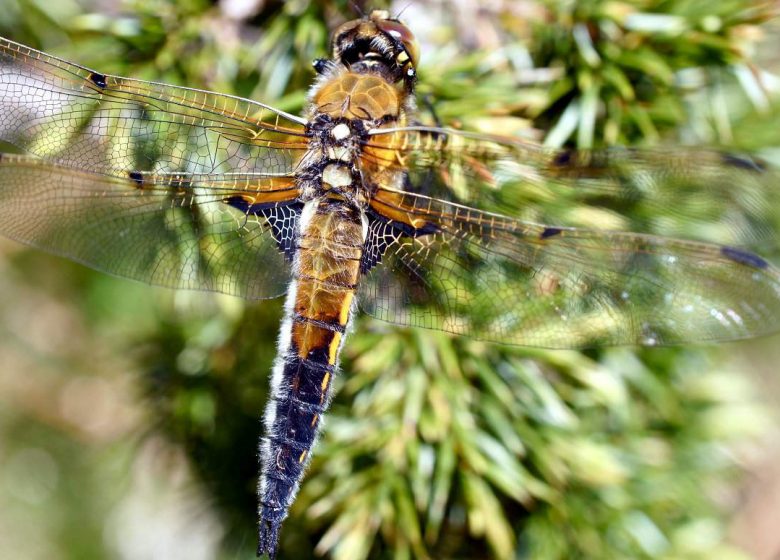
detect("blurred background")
(1, 0), (780, 559)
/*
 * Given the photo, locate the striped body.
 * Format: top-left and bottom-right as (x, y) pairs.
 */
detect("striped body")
(1, 9), (778, 560)
(258, 62), (411, 553)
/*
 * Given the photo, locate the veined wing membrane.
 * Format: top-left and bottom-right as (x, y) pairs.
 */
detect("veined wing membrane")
(0, 36), (309, 177)
(360, 186), (780, 347)
(0, 154), (301, 299)
(363, 126), (778, 249)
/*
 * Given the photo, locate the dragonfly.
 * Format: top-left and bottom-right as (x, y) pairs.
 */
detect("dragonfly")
(0, 8), (779, 559)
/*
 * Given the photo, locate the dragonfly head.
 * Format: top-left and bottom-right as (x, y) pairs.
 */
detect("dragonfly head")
(331, 10), (419, 88)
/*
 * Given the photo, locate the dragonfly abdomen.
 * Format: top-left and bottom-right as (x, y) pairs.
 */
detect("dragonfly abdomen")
(258, 198), (365, 557)
(257, 13), (409, 556)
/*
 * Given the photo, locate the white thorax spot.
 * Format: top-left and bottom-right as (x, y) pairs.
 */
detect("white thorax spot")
(325, 123), (354, 162)
(322, 163), (352, 189)
(331, 122), (351, 140)
(325, 145), (352, 161)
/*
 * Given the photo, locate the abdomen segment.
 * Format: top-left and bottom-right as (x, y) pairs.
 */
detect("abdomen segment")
(258, 198), (364, 557)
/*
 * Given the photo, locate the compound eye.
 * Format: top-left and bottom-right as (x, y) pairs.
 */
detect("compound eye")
(377, 19), (420, 68)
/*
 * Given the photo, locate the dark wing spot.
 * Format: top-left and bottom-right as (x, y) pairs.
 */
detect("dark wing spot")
(541, 227), (562, 239)
(362, 213), (399, 273)
(223, 199), (302, 261)
(88, 72), (107, 89)
(398, 220), (439, 237)
(128, 170), (145, 188)
(224, 195), (297, 213)
(721, 246), (769, 269)
(224, 195), (257, 213)
(376, 213), (440, 239)
(361, 211), (439, 274)
(721, 152), (767, 173)
(551, 149), (574, 167)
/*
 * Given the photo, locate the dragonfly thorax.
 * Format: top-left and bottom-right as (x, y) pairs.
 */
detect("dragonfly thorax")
(310, 71), (404, 121)
(320, 161), (368, 207)
(298, 115), (369, 207)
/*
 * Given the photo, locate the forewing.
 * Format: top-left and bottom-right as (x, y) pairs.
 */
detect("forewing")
(363, 126), (778, 249)
(360, 187), (780, 347)
(0, 154), (300, 299)
(0, 36), (309, 176)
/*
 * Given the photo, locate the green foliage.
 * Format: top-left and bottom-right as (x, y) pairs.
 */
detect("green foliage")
(0, 1), (778, 560)
(528, 0), (774, 146)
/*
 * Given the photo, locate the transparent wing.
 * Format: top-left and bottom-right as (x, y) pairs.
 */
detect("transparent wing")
(360, 186), (780, 347)
(0, 154), (301, 299)
(363, 126), (779, 249)
(0, 36), (310, 176)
